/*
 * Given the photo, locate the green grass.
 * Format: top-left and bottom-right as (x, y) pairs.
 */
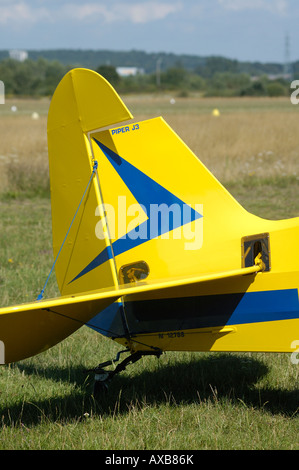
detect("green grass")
(0, 179), (298, 450)
(0, 332), (298, 450)
(227, 174), (299, 220)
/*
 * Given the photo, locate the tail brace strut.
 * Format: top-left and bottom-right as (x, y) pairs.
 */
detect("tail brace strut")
(89, 349), (162, 396)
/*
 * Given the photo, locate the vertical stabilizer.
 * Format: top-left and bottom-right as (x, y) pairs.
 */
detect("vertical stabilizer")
(47, 69), (133, 296)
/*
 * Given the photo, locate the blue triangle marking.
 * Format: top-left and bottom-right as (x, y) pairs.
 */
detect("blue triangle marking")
(70, 139), (202, 283)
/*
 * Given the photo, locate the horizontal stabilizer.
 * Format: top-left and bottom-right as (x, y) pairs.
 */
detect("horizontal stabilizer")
(0, 264), (261, 363)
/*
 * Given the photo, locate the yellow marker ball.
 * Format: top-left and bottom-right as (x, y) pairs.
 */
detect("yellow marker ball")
(212, 108), (220, 117)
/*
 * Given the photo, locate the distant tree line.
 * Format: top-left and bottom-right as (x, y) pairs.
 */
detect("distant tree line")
(0, 55), (295, 98)
(1, 49), (295, 77)
(0, 58), (68, 96)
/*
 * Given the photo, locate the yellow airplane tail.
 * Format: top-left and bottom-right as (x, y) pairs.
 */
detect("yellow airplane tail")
(48, 68), (250, 297)
(46, 68), (299, 354)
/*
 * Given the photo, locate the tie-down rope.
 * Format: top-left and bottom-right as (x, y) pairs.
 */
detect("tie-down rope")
(37, 160), (98, 301)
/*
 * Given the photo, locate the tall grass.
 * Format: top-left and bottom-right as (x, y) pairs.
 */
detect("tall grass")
(0, 111), (48, 196)
(0, 96), (299, 198)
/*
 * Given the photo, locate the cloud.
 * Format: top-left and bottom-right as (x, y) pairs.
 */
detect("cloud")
(0, 1), (50, 24)
(122, 2), (183, 24)
(217, 0), (288, 15)
(0, 1), (183, 26)
(64, 2), (183, 24)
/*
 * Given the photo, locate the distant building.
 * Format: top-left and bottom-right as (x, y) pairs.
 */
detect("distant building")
(9, 50), (28, 62)
(116, 67), (144, 77)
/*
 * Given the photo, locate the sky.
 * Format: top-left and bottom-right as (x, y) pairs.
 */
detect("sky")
(0, 0), (298, 63)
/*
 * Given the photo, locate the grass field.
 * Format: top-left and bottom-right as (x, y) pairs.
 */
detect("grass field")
(0, 95), (298, 450)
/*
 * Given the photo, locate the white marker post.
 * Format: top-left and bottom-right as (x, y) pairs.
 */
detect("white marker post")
(0, 80), (4, 104)
(0, 341), (5, 364)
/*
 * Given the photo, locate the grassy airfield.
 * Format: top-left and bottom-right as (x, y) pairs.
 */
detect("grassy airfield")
(0, 95), (298, 450)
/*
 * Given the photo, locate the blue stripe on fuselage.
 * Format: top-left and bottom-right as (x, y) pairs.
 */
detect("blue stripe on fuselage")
(87, 288), (299, 338)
